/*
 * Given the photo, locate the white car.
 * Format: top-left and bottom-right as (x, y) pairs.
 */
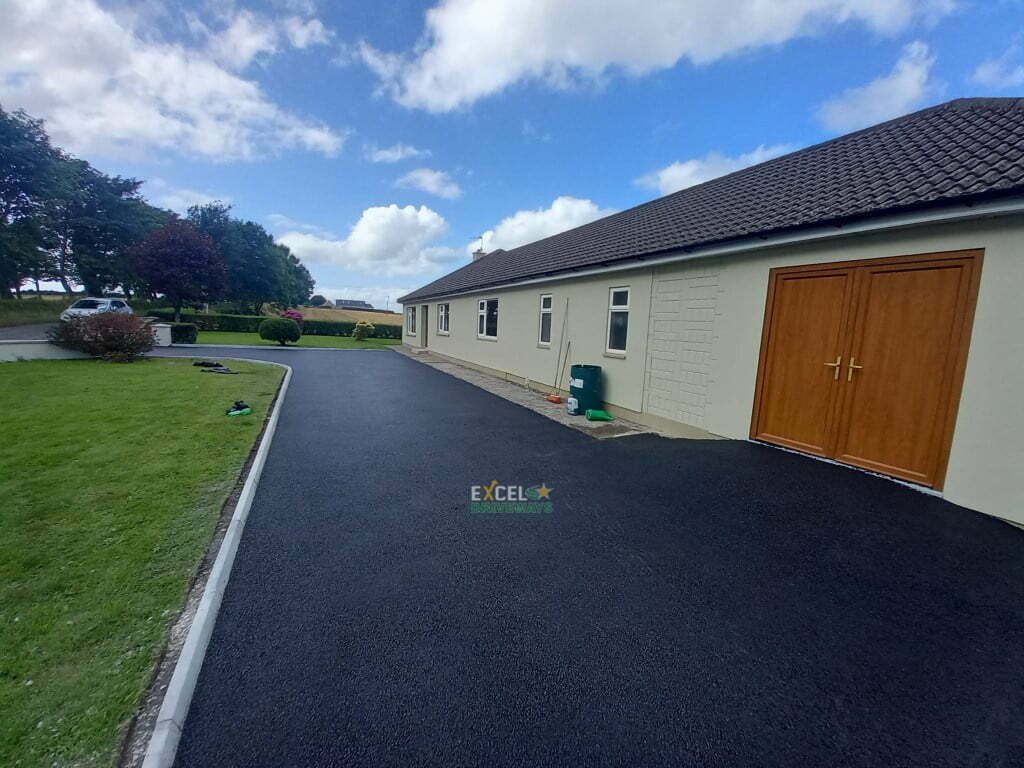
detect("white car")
(59, 297), (133, 321)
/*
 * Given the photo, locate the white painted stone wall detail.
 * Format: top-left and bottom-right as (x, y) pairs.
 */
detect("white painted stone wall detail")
(643, 260), (719, 429)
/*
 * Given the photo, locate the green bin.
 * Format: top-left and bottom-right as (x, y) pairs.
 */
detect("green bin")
(568, 364), (603, 416)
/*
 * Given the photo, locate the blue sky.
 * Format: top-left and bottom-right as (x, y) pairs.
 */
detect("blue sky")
(3, 0), (1023, 307)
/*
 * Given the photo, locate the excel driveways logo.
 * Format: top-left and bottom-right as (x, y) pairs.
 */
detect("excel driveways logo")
(469, 481), (553, 514)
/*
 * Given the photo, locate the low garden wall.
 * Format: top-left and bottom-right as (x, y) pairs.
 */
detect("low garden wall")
(0, 340), (89, 362)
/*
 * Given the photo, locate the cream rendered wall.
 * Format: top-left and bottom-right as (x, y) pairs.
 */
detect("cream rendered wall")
(403, 269), (653, 412)
(686, 215), (1022, 522)
(404, 215), (1023, 522)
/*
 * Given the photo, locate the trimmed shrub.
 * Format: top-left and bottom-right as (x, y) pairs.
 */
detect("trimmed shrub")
(169, 322), (198, 344)
(351, 320), (375, 341)
(259, 317), (301, 346)
(309, 294), (327, 306)
(49, 314), (155, 362)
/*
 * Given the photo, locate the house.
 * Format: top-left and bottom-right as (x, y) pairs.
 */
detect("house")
(399, 98), (1024, 524)
(335, 298), (375, 309)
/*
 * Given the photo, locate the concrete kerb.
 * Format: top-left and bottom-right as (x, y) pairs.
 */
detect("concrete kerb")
(140, 357), (292, 768)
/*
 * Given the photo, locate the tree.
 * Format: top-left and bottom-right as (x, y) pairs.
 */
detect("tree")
(188, 202), (284, 314)
(274, 244), (314, 307)
(40, 157), (166, 297)
(309, 294), (327, 306)
(258, 317), (301, 346)
(131, 219), (225, 321)
(0, 106), (59, 297)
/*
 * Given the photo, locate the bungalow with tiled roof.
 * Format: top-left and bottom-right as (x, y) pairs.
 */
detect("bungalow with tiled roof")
(400, 98), (1024, 523)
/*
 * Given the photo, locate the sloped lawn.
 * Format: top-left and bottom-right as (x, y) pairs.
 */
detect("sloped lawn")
(0, 357), (283, 767)
(196, 330), (400, 348)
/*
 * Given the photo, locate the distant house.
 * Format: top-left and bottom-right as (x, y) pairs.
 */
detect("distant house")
(399, 98), (1024, 523)
(335, 299), (374, 310)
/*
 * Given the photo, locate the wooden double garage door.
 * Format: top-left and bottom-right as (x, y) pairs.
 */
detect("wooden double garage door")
(751, 250), (982, 489)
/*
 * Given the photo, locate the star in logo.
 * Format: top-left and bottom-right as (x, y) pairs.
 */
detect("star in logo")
(535, 483), (552, 499)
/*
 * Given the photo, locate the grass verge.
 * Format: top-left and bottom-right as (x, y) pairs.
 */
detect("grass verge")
(0, 357), (283, 767)
(0, 297), (72, 327)
(196, 331), (400, 348)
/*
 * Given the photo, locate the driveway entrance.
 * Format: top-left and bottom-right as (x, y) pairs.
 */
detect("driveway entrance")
(155, 347), (1024, 768)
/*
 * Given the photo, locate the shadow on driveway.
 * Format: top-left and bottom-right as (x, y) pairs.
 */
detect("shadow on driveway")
(156, 347), (1024, 767)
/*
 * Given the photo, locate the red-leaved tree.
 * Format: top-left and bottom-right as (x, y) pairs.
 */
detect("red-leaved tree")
(131, 219), (225, 321)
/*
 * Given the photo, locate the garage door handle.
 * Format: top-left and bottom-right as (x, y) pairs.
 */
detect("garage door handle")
(847, 357), (863, 382)
(824, 356), (842, 380)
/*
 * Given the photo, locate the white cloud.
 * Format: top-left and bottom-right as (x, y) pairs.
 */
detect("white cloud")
(208, 10), (279, 70)
(283, 16), (333, 48)
(194, 8), (333, 67)
(0, 0), (345, 160)
(272, 0), (318, 15)
(972, 39), (1024, 89)
(277, 204), (460, 276)
(816, 40), (939, 132)
(265, 213), (336, 238)
(359, 0), (954, 112)
(395, 168), (463, 199)
(636, 143), (794, 196)
(474, 196), (616, 254)
(364, 142), (433, 163)
(144, 178), (231, 213)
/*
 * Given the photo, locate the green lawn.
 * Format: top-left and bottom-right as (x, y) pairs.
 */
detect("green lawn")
(196, 330), (401, 348)
(0, 297), (71, 327)
(0, 358), (283, 767)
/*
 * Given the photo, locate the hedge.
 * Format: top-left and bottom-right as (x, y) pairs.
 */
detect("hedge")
(168, 322), (198, 344)
(148, 310), (260, 332)
(147, 311), (403, 339)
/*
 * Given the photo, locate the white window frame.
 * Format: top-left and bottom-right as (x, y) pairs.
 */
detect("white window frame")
(477, 297), (499, 340)
(606, 286), (630, 355)
(406, 305), (417, 336)
(437, 303), (450, 335)
(538, 294), (553, 346)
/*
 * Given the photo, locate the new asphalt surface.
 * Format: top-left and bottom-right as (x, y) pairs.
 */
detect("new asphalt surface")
(0, 323), (55, 340)
(156, 347), (1024, 768)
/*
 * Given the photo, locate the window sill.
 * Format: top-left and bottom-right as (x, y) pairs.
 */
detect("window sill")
(537, 342), (551, 350)
(437, 331), (450, 336)
(477, 335), (498, 342)
(603, 351), (627, 359)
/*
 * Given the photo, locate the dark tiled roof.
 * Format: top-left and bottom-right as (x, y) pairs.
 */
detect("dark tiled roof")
(400, 98), (1024, 304)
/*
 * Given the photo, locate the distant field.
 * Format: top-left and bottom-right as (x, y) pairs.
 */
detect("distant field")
(303, 306), (403, 325)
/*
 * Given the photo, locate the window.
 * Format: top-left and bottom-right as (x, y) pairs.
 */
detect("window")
(406, 305), (417, 335)
(477, 298), (498, 339)
(606, 287), (630, 353)
(437, 303), (450, 334)
(538, 294), (553, 345)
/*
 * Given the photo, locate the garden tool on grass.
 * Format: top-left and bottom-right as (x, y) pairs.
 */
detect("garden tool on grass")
(226, 401), (252, 417)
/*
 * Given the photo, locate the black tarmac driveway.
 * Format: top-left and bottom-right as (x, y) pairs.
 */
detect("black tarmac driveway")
(158, 347), (1024, 768)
